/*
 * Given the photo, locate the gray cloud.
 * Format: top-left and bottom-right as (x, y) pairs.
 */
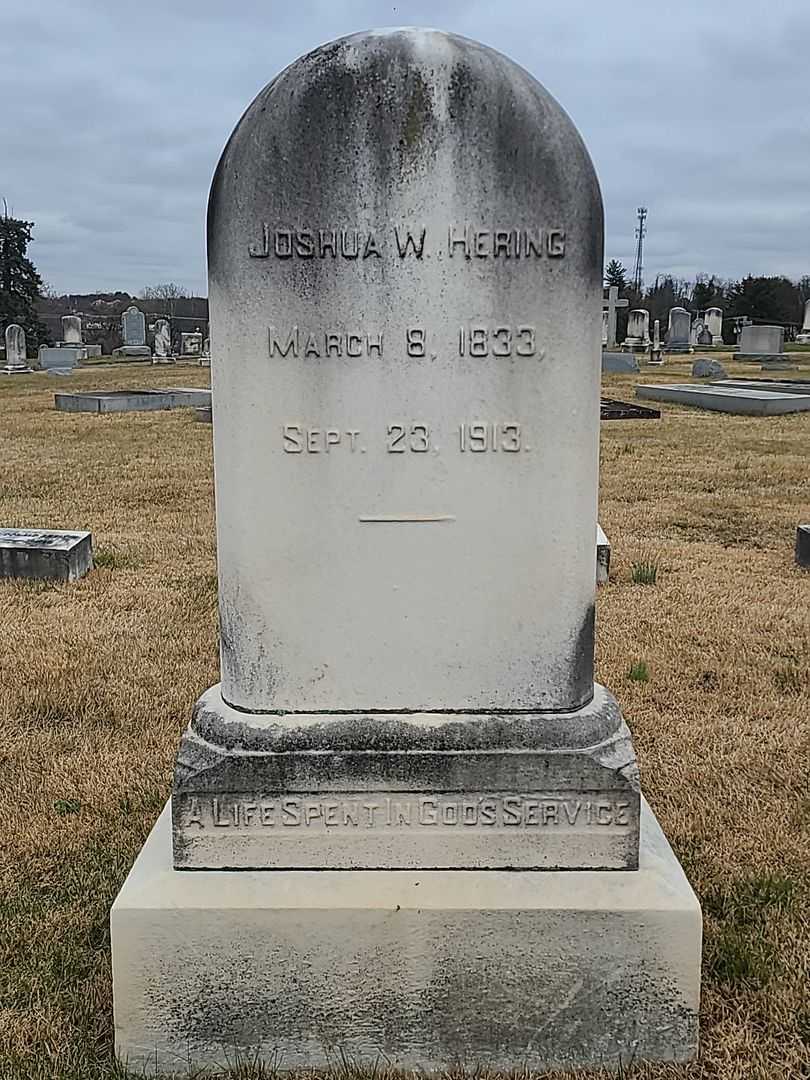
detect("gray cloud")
(2, 0), (808, 293)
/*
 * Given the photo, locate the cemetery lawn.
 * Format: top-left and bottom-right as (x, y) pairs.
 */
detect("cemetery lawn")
(1, 357), (808, 1080)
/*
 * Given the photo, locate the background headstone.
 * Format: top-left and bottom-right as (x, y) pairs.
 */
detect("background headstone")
(2, 324), (30, 373)
(692, 357), (727, 379)
(180, 331), (203, 357)
(601, 286), (628, 349)
(705, 307), (723, 345)
(603, 351), (640, 373)
(697, 326), (712, 346)
(666, 307), (692, 353)
(61, 315), (83, 345)
(737, 324), (785, 362)
(796, 300), (810, 343)
(122, 305), (146, 346)
(623, 308), (650, 348)
(153, 319), (173, 363)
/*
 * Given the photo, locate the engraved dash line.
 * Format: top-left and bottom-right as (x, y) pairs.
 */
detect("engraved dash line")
(358, 514), (456, 524)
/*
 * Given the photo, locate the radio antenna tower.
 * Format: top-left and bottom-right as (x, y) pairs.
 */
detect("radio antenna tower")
(631, 206), (647, 293)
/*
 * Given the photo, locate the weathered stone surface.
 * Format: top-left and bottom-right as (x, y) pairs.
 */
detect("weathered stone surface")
(712, 378), (810, 394)
(54, 388), (210, 413)
(39, 346), (82, 371)
(153, 318), (172, 362)
(696, 326), (712, 346)
(692, 357), (727, 379)
(209, 28), (603, 716)
(173, 683), (639, 870)
(113, 27), (701, 1074)
(737, 324), (784, 361)
(666, 307), (692, 352)
(114, 796), (701, 1074)
(602, 286), (628, 349)
(636, 383), (810, 415)
(180, 331), (203, 356)
(2, 324), (30, 373)
(0, 527), (92, 581)
(112, 345), (151, 359)
(602, 351), (639, 373)
(705, 306), (723, 345)
(623, 308), (650, 348)
(62, 315), (82, 344)
(796, 524), (810, 568)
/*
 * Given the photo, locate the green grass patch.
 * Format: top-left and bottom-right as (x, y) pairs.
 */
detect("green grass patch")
(627, 660), (650, 682)
(630, 559), (658, 585)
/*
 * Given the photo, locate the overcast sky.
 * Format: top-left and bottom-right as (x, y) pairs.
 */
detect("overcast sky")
(2, 0), (808, 295)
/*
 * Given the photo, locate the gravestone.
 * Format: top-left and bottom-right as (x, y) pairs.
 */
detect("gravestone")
(649, 318), (663, 364)
(114, 306), (151, 359)
(623, 308), (650, 349)
(697, 326), (712, 347)
(0, 528), (93, 581)
(602, 285), (628, 349)
(152, 319), (173, 363)
(38, 346), (81, 373)
(62, 315), (83, 344)
(2, 324), (31, 374)
(111, 29), (700, 1074)
(180, 331), (203, 357)
(737, 324), (784, 363)
(797, 300), (810, 344)
(705, 307), (723, 345)
(666, 306), (692, 353)
(692, 357), (727, 379)
(637, 382), (810, 415)
(602, 350), (640, 373)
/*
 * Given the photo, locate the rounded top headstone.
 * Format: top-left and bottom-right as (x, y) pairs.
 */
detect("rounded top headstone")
(207, 29), (604, 714)
(209, 28), (601, 289)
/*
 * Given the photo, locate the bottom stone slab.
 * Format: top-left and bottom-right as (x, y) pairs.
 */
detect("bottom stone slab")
(112, 797), (701, 1076)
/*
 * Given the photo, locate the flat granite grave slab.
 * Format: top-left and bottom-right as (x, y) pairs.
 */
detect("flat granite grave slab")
(0, 528), (92, 581)
(636, 383), (810, 415)
(54, 389), (211, 414)
(712, 378), (810, 395)
(601, 397), (661, 420)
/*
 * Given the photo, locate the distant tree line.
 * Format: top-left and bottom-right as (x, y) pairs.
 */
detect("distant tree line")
(605, 258), (810, 341)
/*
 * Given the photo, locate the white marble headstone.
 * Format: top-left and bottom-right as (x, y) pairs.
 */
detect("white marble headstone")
(208, 27), (603, 714)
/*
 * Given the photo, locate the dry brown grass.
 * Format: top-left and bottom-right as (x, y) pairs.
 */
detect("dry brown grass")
(0, 357), (808, 1079)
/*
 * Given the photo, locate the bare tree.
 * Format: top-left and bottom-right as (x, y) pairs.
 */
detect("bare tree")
(140, 282), (189, 317)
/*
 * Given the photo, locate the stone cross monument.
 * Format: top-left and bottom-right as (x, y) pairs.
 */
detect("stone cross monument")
(602, 284), (628, 349)
(112, 29), (701, 1074)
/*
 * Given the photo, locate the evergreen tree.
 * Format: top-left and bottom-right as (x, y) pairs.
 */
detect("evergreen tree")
(725, 275), (798, 325)
(604, 259), (628, 290)
(0, 211), (47, 352)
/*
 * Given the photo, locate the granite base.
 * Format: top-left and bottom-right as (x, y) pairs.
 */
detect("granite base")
(112, 797), (701, 1076)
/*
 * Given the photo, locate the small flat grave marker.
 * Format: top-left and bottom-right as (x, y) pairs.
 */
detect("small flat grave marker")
(0, 528), (93, 581)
